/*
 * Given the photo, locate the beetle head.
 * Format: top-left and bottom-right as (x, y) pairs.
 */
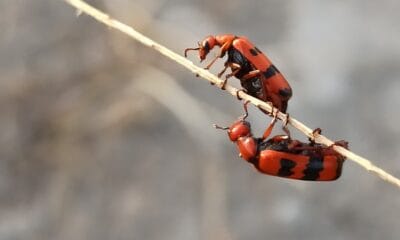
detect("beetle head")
(227, 120), (252, 142)
(184, 36), (217, 62)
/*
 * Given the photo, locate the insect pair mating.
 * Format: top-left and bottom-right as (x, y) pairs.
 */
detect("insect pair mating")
(185, 34), (348, 181)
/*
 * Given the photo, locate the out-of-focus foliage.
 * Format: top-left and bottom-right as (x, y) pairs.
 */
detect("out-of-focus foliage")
(1, 0), (400, 239)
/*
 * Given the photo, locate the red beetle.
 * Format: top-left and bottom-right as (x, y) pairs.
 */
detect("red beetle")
(215, 104), (348, 181)
(185, 34), (292, 113)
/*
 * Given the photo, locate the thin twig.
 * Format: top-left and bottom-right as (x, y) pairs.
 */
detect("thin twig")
(63, 0), (400, 189)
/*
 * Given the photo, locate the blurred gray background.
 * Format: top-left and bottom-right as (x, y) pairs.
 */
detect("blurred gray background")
(1, 0), (400, 239)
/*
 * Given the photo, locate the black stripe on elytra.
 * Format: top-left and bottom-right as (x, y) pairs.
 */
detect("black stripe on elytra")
(278, 158), (296, 177)
(254, 47), (262, 53)
(302, 156), (324, 180)
(249, 48), (259, 56)
(279, 88), (292, 98)
(263, 65), (277, 79)
(272, 64), (280, 73)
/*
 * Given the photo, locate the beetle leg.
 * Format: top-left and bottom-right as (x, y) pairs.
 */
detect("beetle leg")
(269, 105), (276, 117)
(261, 111), (278, 140)
(242, 69), (262, 81)
(282, 113), (291, 139)
(205, 55), (220, 70)
(240, 100), (251, 120)
(308, 128), (322, 144)
(313, 128), (322, 135)
(213, 62), (229, 86)
(217, 63), (229, 78)
(220, 40), (233, 54)
(205, 41), (232, 70)
(210, 63), (229, 87)
(332, 140), (349, 149)
(226, 62), (241, 76)
(222, 68), (240, 87)
(220, 63), (241, 90)
(326, 140), (349, 152)
(318, 140), (348, 158)
(290, 145), (323, 153)
(287, 140), (307, 151)
(236, 89), (247, 100)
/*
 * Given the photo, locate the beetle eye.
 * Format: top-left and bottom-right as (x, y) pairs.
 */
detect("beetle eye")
(203, 41), (210, 52)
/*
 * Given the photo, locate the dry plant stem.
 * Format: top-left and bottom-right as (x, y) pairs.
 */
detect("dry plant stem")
(64, 0), (400, 189)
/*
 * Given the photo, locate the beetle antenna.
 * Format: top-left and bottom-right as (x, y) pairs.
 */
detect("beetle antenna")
(213, 124), (229, 130)
(184, 47), (200, 57)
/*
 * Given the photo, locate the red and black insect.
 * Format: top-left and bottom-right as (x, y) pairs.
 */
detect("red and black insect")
(185, 34), (292, 113)
(215, 104), (348, 181)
